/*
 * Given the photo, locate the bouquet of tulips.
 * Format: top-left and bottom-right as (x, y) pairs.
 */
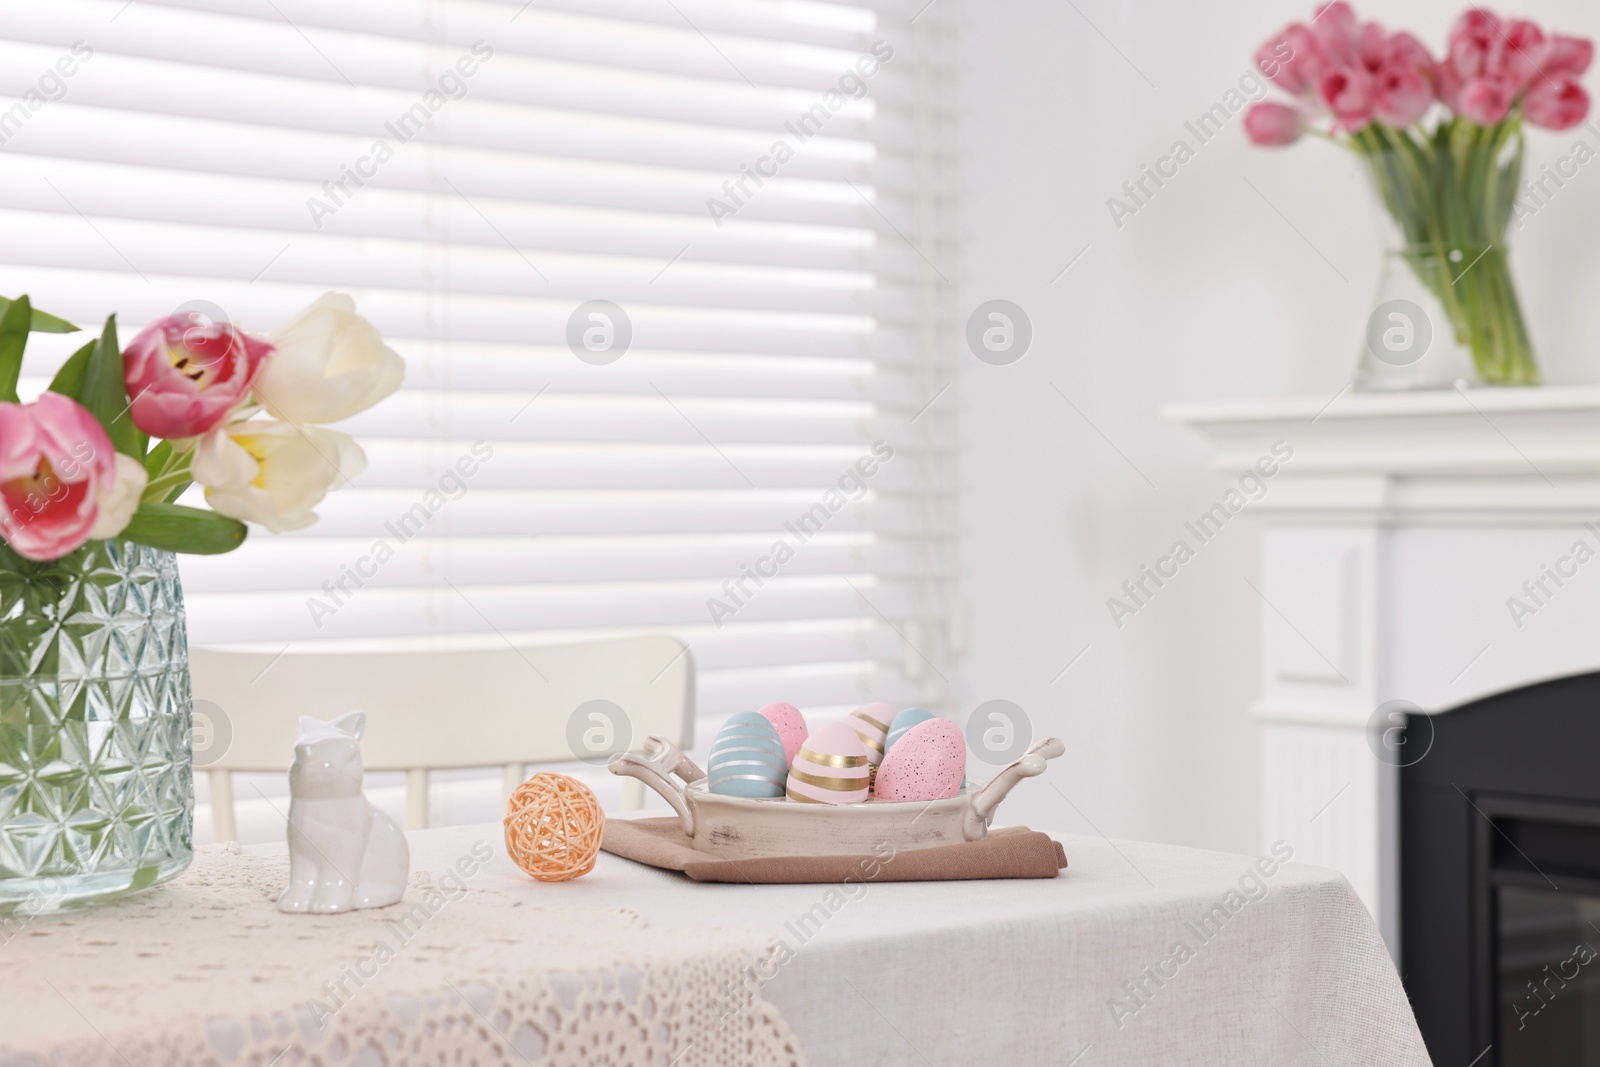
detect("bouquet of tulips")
(0, 293), (403, 563)
(1246, 3), (1592, 386)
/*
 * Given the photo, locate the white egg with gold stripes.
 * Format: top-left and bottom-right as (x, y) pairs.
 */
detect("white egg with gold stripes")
(845, 701), (894, 767)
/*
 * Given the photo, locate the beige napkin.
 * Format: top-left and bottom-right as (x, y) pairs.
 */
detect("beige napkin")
(601, 818), (1067, 883)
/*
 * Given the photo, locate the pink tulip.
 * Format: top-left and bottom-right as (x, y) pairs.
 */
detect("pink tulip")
(1494, 19), (1547, 88)
(1384, 32), (1437, 82)
(1457, 72), (1518, 124)
(1435, 61), (1466, 112)
(1259, 24), (1332, 96)
(1356, 22), (1388, 73)
(1373, 65), (1434, 127)
(1524, 77), (1590, 130)
(1542, 35), (1594, 79)
(0, 393), (116, 561)
(1449, 8), (1502, 80)
(1311, 2), (1361, 65)
(123, 311), (274, 440)
(1321, 67), (1375, 130)
(1244, 102), (1306, 146)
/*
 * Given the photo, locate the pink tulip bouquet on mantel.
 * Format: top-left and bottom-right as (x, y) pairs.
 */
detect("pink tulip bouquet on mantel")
(1246, 3), (1592, 388)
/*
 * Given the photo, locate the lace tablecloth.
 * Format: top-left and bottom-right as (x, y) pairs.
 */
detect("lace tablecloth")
(0, 842), (803, 1067)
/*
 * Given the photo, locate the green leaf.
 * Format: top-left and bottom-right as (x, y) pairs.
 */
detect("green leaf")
(143, 439), (174, 478)
(77, 315), (142, 459)
(116, 503), (247, 555)
(140, 440), (195, 504)
(0, 296), (78, 334)
(47, 340), (95, 399)
(0, 295), (31, 404)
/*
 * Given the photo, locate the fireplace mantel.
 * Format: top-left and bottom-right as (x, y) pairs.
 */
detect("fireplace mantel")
(1165, 384), (1600, 954)
(1166, 384), (1600, 524)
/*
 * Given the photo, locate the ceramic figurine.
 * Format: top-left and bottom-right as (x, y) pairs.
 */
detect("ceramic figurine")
(277, 712), (409, 914)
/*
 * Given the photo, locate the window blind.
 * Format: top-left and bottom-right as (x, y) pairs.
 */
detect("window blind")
(1, 0), (958, 816)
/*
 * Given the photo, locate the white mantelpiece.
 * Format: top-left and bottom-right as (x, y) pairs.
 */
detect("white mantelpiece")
(1166, 384), (1600, 956)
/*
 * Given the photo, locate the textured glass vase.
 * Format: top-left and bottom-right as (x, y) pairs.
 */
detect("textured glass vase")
(0, 540), (194, 915)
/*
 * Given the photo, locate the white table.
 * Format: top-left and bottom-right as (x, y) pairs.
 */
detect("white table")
(390, 822), (1431, 1066)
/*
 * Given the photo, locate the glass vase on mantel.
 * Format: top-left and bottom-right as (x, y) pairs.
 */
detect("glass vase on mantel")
(1243, 4), (1590, 393)
(1352, 121), (1540, 392)
(0, 540), (194, 915)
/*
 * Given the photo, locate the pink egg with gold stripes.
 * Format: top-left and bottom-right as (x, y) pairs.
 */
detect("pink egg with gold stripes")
(845, 701), (894, 767)
(786, 721), (870, 804)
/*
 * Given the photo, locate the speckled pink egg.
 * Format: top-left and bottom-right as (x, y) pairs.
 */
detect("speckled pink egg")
(873, 717), (965, 802)
(756, 702), (808, 766)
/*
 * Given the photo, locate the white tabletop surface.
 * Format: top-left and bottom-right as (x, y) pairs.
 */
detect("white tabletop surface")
(250, 820), (1435, 1067)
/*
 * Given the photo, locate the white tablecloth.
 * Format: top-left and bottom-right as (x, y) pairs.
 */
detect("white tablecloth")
(1, 842), (804, 1067)
(394, 822), (1430, 1066)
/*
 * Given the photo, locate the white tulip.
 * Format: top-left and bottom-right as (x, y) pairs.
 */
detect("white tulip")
(255, 292), (405, 424)
(89, 453), (150, 540)
(192, 419), (367, 533)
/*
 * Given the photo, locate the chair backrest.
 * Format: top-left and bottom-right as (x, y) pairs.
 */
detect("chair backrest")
(189, 634), (694, 841)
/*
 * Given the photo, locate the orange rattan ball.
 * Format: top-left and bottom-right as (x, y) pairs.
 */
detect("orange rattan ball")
(503, 772), (604, 882)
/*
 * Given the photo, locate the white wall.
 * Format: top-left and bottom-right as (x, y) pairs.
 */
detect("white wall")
(954, 0), (1600, 854)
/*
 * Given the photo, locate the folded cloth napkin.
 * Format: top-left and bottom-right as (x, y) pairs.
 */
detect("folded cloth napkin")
(601, 819), (1067, 883)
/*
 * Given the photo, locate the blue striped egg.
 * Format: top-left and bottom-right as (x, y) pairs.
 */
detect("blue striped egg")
(707, 711), (788, 798)
(886, 707), (936, 754)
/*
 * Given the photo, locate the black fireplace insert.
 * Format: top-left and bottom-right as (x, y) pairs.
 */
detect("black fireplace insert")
(1402, 671), (1600, 1066)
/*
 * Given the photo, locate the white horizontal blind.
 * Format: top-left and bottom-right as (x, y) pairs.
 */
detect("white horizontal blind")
(1, 0), (958, 751)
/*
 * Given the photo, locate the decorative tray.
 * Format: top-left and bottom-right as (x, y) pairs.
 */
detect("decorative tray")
(609, 735), (1064, 860)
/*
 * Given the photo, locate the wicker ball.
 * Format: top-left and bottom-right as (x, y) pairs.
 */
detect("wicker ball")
(504, 773), (604, 882)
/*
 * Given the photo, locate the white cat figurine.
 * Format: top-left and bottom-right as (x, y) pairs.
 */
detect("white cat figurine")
(277, 712), (409, 914)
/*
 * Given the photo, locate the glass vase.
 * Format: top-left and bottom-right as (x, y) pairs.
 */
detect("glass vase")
(1355, 246), (1484, 390)
(0, 540), (194, 915)
(1352, 120), (1541, 391)
(1354, 243), (1539, 391)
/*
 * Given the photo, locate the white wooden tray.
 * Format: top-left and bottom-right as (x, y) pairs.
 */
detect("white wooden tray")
(609, 735), (1064, 859)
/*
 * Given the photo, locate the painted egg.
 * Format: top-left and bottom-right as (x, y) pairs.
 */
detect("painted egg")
(786, 720), (870, 804)
(874, 718), (966, 802)
(885, 707), (935, 754)
(845, 701), (895, 767)
(707, 712), (788, 798)
(756, 701), (808, 766)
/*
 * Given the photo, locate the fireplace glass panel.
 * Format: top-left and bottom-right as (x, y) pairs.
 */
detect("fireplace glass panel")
(1498, 885), (1600, 1065)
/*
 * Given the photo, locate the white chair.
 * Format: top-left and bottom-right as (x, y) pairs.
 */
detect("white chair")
(188, 635), (694, 842)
